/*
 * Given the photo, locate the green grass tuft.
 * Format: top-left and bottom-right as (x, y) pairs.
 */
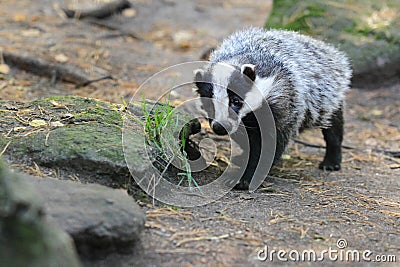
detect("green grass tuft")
(139, 95), (198, 188)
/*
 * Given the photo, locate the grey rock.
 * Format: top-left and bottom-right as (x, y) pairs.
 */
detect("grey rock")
(0, 161), (81, 267)
(25, 176), (146, 257)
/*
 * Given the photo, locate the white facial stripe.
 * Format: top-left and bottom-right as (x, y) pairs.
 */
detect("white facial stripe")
(211, 63), (235, 122)
(213, 97), (229, 122)
(239, 76), (275, 119)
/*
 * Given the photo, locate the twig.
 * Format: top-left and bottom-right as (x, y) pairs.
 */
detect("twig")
(176, 234), (230, 247)
(293, 138), (353, 150)
(3, 51), (90, 85)
(0, 140), (12, 156)
(154, 249), (206, 256)
(45, 131), (51, 147)
(62, 0), (131, 19)
(74, 75), (115, 88)
(293, 138), (400, 158)
(292, 138), (326, 149)
(375, 149), (400, 158)
(86, 19), (142, 40)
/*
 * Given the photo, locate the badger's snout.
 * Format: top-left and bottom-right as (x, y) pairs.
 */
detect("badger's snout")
(211, 120), (231, 135)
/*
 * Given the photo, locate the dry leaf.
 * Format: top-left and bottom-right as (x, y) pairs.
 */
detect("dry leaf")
(122, 8), (136, 17)
(0, 64), (10, 74)
(29, 119), (47, 127)
(173, 30), (193, 49)
(49, 100), (68, 108)
(13, 126), (26, 131)
(364, 138), (378, 146)
(50, 121), (64, 127)
(63, 113), (74, 118)
(21, 29), (41, 37)
(55, 53), (69, 63)
(13, 13), (26, 22)
(18, 109), (34, 114)
(370, 109), (383, 116)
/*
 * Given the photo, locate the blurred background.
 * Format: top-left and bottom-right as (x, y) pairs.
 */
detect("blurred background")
(0, 0), (272, 102)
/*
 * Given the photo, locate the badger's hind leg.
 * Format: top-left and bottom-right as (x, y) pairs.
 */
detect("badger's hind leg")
(319, 107), (344, 171)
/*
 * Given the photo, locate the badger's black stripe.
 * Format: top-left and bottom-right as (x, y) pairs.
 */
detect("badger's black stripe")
(195, 82), (213, 98)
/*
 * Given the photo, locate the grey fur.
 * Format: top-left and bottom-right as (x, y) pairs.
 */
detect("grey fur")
(209, 27), (352, 132)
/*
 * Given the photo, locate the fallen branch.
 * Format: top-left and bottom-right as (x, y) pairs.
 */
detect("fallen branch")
(3, 51), (90, 85)
(293, 138), (400, 158)
(62, 0), (131, 19)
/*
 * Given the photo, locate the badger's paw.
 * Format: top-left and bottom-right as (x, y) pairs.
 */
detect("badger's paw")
(234, 180), (250, 190)
(319, 160), (341, 171)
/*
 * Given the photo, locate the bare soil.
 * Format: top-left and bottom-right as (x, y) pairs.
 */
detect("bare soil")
(0, 1), (399, 266)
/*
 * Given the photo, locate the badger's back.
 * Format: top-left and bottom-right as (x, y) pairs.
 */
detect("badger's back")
(210, 27), (352, 130)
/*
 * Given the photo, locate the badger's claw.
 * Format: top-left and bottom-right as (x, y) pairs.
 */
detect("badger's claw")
(319, 161), (341, 171)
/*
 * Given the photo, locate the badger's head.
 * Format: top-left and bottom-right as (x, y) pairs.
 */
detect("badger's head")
(193, 63), (274, 135)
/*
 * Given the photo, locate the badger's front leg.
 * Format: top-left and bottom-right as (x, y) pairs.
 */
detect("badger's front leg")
(234, 129), (261, 190)
(319, 107), (343, 171)
(180, 118), (202, 160)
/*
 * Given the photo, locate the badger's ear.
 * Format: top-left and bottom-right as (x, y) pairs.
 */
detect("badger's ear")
(193, 69), (205, 82)
(241, 64), (256, 81)
(193, 69), (212, 97)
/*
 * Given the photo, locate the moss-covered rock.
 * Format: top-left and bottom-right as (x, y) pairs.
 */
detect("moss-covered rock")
(266, 0), (400, 87)
(0, 95), (202, 197)
(0, 160), (81, 267)
(0, 96), (146, 187)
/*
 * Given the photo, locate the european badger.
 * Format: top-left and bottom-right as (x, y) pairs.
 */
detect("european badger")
(193, 27), (352, 189)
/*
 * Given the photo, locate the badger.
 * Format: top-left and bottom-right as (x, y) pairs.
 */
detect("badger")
(192, 27), (352, 190)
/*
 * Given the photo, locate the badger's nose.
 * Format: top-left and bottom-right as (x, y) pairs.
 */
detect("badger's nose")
(211, 121), (231, 135)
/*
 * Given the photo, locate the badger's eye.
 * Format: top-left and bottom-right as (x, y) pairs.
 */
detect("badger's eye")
(231, 97), (242, 107)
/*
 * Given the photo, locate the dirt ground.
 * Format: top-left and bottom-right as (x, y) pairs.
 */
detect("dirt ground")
(0, 0), (399, 266)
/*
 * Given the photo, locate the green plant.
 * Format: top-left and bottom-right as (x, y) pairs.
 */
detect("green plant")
(139, 95), (199, 189)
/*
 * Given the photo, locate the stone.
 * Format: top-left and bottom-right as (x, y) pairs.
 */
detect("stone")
(25, 176), (146, 257)
(0, 161), (81, 267)
(0, 96), (151, 189)
(266, 0), (400, 87)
